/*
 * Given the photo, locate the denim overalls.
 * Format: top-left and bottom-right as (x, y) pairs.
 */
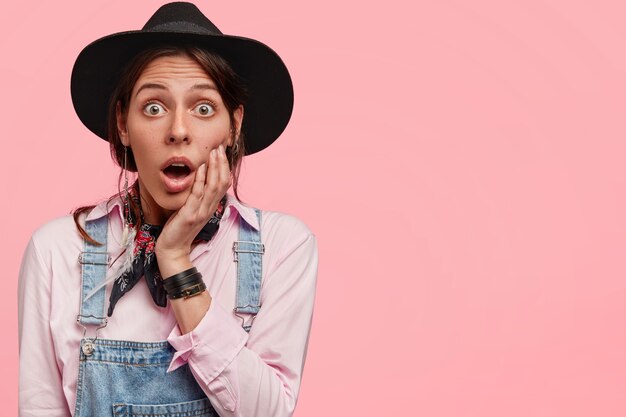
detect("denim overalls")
(74, 210), (264, 417)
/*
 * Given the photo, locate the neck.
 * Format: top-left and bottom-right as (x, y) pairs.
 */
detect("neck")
(136, 179), (174, 225)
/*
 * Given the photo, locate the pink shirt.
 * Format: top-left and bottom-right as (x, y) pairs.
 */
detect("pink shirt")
(18, 194), (318, 417)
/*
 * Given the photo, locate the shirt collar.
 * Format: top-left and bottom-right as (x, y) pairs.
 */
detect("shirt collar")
(84, 193), (259, 230)
(224, 193), (260, 230)
(85, 196), (123, 222)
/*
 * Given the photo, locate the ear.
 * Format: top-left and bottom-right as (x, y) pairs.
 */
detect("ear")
(229, 105), (244, 146)
(116, 101), (130, 146)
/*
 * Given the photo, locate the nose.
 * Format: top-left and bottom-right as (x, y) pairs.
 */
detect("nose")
(168, 108), (189, 144)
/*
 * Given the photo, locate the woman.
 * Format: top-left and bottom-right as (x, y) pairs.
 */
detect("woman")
(17, 3), (317, 417)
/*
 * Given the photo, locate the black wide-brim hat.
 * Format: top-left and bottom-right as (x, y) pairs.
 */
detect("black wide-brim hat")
(71, 1), (293, 155)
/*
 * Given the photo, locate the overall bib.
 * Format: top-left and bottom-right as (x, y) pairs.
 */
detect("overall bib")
(74, 210), (264, 417)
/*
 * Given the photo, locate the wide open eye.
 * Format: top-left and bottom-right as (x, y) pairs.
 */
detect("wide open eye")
(143, 102), (166, 116)
(194, 103), (215, 116)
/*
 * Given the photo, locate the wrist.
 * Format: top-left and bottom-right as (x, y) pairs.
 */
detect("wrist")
(157, 254), (193, 278)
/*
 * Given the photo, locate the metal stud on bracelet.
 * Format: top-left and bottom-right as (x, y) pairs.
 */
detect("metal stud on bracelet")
(167, 281), (207, 300)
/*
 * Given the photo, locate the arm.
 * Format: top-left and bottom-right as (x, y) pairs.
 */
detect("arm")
(166, 231), (318, 417)
(154, 145), (318, 415)
(18, 236), (70, 417)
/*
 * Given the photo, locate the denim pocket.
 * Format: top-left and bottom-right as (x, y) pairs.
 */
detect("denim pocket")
(112, 397), (217, 417)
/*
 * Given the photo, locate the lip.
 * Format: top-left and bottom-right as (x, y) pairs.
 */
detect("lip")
(160, 156), (196, 193)
(160, 156), (196, 172)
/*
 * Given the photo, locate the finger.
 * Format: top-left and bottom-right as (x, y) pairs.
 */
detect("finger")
(181, 163), (206, 216)
(191, 163), (207, 198)
(201, 149), (219, 213)
(207, 148), (219, 191)
(217, 144), (232, 190)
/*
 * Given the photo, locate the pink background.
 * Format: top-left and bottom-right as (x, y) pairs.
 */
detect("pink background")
(3, 0), (626, 415)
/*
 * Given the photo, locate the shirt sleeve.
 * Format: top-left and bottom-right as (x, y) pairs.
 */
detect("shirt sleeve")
(167, 231), (318, 417)
(18, 236), (70, 417)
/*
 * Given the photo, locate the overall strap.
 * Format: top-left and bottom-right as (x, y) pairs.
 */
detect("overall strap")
(233, 208), (264, 332)
(77, 216), (109, 326)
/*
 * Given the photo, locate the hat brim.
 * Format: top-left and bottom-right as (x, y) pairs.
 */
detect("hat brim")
(71, 30), (294, 155)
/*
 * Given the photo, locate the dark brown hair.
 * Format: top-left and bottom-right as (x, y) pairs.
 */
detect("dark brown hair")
(73, 45), (248, 245)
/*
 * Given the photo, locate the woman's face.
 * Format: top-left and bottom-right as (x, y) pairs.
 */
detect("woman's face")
(117, 54), (243, 224)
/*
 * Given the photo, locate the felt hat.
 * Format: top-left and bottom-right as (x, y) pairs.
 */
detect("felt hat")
(71, 1), (294, 155)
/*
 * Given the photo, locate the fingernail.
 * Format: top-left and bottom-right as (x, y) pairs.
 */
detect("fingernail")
(219, 144), (224, 154)
(211, 149), (217, 158)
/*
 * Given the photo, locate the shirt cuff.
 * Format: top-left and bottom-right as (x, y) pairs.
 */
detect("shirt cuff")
(166, 299), (249, 380)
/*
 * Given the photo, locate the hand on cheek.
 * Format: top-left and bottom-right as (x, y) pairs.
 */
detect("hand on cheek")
(155, 144), (232, 277)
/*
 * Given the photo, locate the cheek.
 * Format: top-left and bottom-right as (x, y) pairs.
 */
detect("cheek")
(127, 122), (161, 153)
(193, 124), (230, 148)
(127, 136), (157, 172)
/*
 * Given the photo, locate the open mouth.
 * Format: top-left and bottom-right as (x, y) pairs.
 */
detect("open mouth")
(159, 157), (196, 193)
(163, 163), (192, 179)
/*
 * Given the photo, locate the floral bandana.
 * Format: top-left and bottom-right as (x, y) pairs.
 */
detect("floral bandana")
(107, 196), (227, 317)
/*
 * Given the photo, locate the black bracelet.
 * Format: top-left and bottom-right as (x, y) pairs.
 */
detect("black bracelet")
(163, 267), (197, 281)
(165, 272), (203, 295)
(163, 267), (198, 293)
(168, 281), (207, 300)
(164, 271), (202, 291)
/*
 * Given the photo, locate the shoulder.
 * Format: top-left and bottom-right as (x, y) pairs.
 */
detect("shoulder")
(32, 214), (80, 245)
(249, 209), (318, 291)
(227, 195), (315, 244)
(29, 214), (83, 263)
(29, 192), (121, 255)
(260, 209), (314, 240)
(30, 196), (122, 256)
(257, 208), (317, 263)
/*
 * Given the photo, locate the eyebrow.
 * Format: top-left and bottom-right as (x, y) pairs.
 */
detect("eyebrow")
(135, 83), (166, 97)
(135, 82), (218, 97)
(190, 83), (218, 92)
